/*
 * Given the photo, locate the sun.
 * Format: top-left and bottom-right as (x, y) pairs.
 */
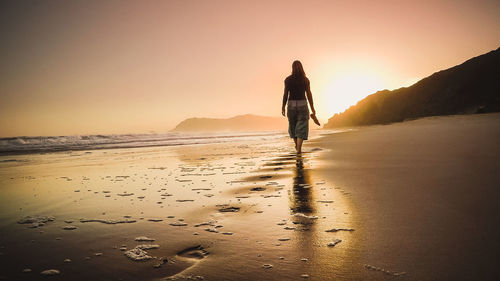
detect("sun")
(320, 69), (386, 117)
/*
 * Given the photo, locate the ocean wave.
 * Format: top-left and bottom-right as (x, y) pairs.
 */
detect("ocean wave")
(0, 131), (288, 155)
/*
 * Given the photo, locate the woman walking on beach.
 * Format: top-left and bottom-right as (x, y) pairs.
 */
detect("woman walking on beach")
(282, 60), (317, 153)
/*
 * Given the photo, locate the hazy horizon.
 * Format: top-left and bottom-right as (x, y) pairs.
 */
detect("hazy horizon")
(1, 0), (500, 137)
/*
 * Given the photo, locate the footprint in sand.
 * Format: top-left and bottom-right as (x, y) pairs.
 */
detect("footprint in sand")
(166, 245), (209, 278)
(177, 245), (209, 260)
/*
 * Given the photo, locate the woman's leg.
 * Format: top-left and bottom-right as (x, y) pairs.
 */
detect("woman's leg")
(296, 138), (303, 153)
(293, 138), (297, 150)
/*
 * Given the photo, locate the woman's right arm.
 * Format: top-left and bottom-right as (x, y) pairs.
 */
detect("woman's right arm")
(282, 82), (288, 117)
(306, 80), (316, 115)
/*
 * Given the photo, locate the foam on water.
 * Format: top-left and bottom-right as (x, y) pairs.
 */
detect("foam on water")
(0, 131), (288, 155)
(17, 216), (55, 228)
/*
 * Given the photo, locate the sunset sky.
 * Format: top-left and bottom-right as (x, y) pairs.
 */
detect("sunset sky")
(1, 0), (499, 137)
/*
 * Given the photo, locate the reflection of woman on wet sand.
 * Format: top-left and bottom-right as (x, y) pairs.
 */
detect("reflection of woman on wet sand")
(282, 60), (317, 153)
(290, 155), (313, 214)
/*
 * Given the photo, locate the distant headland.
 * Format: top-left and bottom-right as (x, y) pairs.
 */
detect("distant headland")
(324, 47), (500, 128)
(171, 114), (287, 132)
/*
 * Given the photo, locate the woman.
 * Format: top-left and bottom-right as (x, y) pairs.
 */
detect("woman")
(282, 60), (316, 154)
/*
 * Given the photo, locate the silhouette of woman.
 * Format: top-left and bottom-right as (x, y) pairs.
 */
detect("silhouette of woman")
(282, 60), (316, 153)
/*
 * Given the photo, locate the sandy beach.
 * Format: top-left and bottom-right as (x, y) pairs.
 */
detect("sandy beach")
(310, 113), (500, 280)
(0, 113), (499, 281)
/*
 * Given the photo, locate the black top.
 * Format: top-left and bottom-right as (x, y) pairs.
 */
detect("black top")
(285, 75), (310, 100)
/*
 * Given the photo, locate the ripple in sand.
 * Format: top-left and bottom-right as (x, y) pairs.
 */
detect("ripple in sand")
(80, 218), (136, 224)
(176, 199), (195, 202)
(117, 192), (134, 196)
(364, 264), (406, 276)
(293, 213), (318, 220)
(147, 218), (163, 222)
(170, 221), (188, 226)
(40, 269), (60, 276)
(63, 225), (78, 230)
(278, 238), (290, 241)
(262, 264), (273, 269)
(135, 236), (155, 242)
(218, 206), (240, 212)
(325, 228), (354, 232)
(327, 239), (342, 247)
(18, 215), (55, 228)
(263, 194), (281, 198)
(165, 275), (205, 280)
(194, 221), (214, 227)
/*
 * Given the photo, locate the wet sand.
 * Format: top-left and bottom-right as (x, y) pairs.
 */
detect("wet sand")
(310, 113), (500, 280)
(0, 113), (499, 280)
(0, 132), (353, 281)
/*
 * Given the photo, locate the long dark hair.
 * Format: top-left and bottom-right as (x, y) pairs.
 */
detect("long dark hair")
(291, 60), (306, 79)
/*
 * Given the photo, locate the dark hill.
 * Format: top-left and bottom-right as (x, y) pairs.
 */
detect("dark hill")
(324, 47), (500, 128)
(171, 114), (287, 132)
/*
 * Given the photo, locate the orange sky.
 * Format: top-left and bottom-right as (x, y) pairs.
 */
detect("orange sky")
(1, 0), (499, 137)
